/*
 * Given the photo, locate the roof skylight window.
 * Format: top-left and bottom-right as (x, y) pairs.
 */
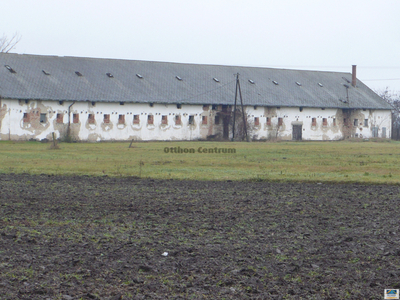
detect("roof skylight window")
(42, 70), (50, 75)
(318, 83), (323, 87)
(295, 82), (302, 86)
(75, 71), (83, 76)
(106, 73), (114, 78)
(175, 76), (183, 81)
(272, 80), (279, 85)
(136, 74), (143, 79)
(248, 79), (255, 84)
(213, 77), (219, 82)
(4, 65), (16, 73)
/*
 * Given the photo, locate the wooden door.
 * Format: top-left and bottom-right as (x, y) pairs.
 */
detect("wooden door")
(292, 125), (302, 141)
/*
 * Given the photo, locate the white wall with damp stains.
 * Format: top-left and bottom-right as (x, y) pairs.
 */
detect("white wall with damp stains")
(239, 106), (391, 140)
(0, 99), (392, 141)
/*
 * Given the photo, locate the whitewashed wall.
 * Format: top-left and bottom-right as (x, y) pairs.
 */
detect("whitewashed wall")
(0, 99), (217, 141)
(246, 106), (392, 140)
(0, 99), (392, 141)
(74, 101), (213, 141)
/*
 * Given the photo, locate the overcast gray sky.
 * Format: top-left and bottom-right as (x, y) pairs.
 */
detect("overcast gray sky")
(2, 0), (400, 94)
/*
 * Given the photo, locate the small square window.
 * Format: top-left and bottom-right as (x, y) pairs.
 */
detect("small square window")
(364, 119), (368, 127)
(203, 105), (209, 111)
(133, 114), (140, 124)
(104, 114), (110, 123)
(118, 114), (125, 124)
(214, 115), (220, 125)
(56, 113), (63, 123)
(278, 117), (283, 126)
(354, 119), (358, 126)
(23, 113), (30, 123)
(147, 115), (154, 124)
(40, 113), (47, 123)
(175, 115), (182, 125)
(254, 117), (260, 126)
(311, 118), (316, 126)
(189, 115), (194, 125)
(73, 113), (79, 124)
(175, 115), (181, 125)
(322, 118), (327, 126)
(202, 116), (208, 125)
(177, 104), (182, 109)
(162, 115), (168, 125)
(88, 114), (95, 124)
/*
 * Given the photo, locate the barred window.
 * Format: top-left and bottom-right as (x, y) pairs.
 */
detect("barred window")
(88, 114), (95, 124)
(73, 113), (79, 123)
(56, 113), (63, 123)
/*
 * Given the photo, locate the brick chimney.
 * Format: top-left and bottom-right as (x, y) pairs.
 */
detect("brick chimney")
(352, 65), (357, 87)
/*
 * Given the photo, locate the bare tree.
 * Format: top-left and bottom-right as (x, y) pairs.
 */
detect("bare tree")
(375, 87), (400, 139)
(231, 109), (254, 141)
(0, 32), (21, 53)
(375, 87), (400, 113)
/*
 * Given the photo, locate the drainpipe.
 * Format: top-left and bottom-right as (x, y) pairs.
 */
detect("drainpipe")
(67, 101), (75, 141)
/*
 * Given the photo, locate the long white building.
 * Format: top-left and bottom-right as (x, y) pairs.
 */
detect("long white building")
(0, 53), (392, 141)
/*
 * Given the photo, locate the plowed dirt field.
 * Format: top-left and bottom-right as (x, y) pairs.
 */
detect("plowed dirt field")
(1, 174), (399, 299)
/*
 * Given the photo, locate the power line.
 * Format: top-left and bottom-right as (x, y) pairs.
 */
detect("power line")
(362, 78), (400, 81)
(230, 64), (400, 70)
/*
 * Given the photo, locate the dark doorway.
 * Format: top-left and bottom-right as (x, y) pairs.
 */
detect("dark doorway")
(292, 125), (302, 141)
(222, 105), (230, 140)
(372, 126), (378, 138)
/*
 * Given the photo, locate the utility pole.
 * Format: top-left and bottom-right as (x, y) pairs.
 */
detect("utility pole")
(232, 74), (238, 140)
(231, 73), (248, 141)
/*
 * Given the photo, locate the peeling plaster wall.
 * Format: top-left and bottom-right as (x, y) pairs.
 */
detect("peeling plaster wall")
(0, 99), (9, 140)
(0, 99), (212, 141)
(0, 99), (392, 141)
(0, 99), (69, 141)
(75, 102), (212, 142)
(246, 106), (392, 141)
(358, 109), (391, 139)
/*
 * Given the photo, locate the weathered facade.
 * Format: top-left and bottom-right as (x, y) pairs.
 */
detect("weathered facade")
(0, 53), (392, 141)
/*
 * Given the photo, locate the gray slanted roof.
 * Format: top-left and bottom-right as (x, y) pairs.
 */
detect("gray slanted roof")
(0, 53), (392, 110)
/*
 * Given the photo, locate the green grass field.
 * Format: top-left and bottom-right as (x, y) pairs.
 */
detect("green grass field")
(1, 139), (400, 183)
